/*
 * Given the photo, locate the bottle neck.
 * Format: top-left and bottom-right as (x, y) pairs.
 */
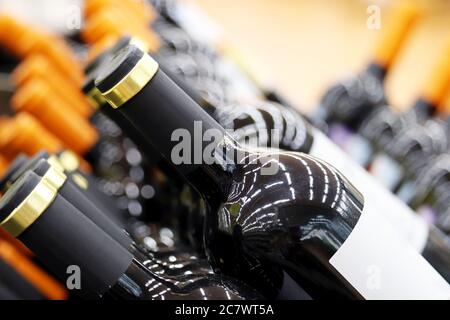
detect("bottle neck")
(154, 55), (219, 116)
(112, 67), (235, 200)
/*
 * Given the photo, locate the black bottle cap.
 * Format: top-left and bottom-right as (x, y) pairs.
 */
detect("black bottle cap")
(0, 154), (29, 193)
(8, 151), (50, 187)
(0, 171), (133, 298)
(84, 37), (142, 110)
(95, 45), (145, 94)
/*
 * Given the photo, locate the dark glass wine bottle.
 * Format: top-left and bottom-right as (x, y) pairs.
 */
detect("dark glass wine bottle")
(360, 40), (450, 186)
(89, 44), (450, 289)
(207, 100), (450, 286)
(94, 44), (450, 300)
(0, 170), (262, 300)
(0, 152), (190, 266)
(83, 35), (229, 249)
(88, 39), (450, 287)
(0, 150), (231, 286)
(314, 2), (421, 165)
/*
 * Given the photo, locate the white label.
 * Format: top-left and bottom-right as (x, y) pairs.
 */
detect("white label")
(310, 129), (429, 253)
(330, 204), (450, 300)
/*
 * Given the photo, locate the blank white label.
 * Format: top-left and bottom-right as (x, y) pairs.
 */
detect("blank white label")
(330, 204), (450, 300)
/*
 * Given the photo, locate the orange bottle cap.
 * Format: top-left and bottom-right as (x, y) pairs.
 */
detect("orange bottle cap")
(421, 40), (450, 110)
(82, 7), (160, 51)
(372, 2), (422, 70)
(84, 0), (156, 25)
(0, 113), (63, 160)
(0, 240), (68, 300)
(0, 15), (40, 57)
(13, 54), (93, 118)
(11, 80), (99, 155)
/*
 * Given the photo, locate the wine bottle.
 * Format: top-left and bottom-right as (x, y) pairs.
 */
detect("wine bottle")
(361, 40), (450, 190)
(94, 44), (450, 299)
(24, 154), (211, 273)
(204, 88), (450, 283)
(314, 2), (421, 165)
(83, 36), (207, 234)
(1, 151), (214, 277)
(0, 170), (261, 300)
(87, 41), (450, 286)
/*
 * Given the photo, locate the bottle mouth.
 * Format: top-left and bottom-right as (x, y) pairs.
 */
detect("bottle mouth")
(84, 36), (151, 110)
(95, 44), (159, 109)
(0, 168), (66, 238)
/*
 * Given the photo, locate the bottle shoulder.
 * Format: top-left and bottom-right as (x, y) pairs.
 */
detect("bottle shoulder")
(218, 151), (364, 245)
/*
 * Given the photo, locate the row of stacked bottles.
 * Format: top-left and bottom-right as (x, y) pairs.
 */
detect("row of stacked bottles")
(0, 0), (448, 300)
(313, 2), (450, 236)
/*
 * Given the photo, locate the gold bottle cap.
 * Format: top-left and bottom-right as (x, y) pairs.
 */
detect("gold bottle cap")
(97, 47), (159, 109)
(0, 168), (66, 237)
(86, 86), (107, 109)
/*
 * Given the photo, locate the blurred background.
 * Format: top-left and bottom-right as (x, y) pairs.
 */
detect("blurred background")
(192, 0), (450, 113)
